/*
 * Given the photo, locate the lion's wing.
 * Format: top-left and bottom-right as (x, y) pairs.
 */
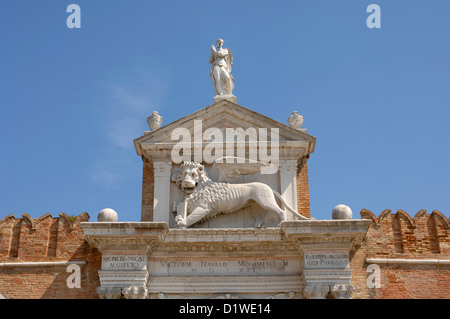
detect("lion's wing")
(213, 157), (270, 182)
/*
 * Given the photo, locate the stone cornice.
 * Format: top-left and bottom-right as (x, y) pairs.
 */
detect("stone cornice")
(81, 220), (370, 255)
(281, 220), (372, 250)
(80, 222), (169, 252)
(140, 140), (310, 163)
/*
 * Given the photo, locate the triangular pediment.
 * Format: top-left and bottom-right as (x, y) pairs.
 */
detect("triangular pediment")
(134, 99), (316, 157)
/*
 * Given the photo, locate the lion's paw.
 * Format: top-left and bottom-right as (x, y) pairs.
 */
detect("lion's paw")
(175, 215), (187, 228)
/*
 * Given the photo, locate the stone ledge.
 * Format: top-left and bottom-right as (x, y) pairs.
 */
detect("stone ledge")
(366, 258), (450, 265)
(280, 219), (372, 234)
(81, 222), (169, 252)
(280, 219), (371, 250)
(0, 261), (86, 267)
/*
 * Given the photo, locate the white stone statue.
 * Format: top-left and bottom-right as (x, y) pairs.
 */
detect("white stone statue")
(288, 111), (303, 129)
(147, 111), (163, 131)
(209, 38), (234, 96)
(172, 161), (309, 228)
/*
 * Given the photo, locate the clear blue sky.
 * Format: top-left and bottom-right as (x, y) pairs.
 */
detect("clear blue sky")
(1, 1), (449, 222)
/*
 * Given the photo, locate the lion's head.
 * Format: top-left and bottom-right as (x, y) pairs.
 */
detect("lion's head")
(174, 161), (211, 194)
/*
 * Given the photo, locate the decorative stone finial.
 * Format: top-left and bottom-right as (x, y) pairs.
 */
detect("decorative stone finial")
(147, 111), (163, 131)
(332, 204), (353, 220)
(97, 208), (118, 222)
(288, 111), (303, 129)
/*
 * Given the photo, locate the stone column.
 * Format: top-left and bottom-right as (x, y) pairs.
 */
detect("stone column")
(279, 159), (298, 214)
(152, 161), (173, 224)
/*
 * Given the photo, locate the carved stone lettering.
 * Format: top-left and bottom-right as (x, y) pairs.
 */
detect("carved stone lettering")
(102, 255), (147, 271)
(304, 252), (349, 269)
(148, 259), (301, 276)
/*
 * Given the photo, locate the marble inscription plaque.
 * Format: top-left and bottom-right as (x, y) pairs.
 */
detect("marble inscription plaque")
(148, 259), (301, 276)
(102, 255), (147, 271)
(304, 252), (349, 269)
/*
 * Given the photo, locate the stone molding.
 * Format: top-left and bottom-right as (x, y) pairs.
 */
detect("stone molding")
(96, 287), (122, 299)
(0, 261), (86, 267)
(366, 258), (450, 265)
(303, 285), (330, 299)
(122, 286), (148, 299)
(329, 284), (354, 299)
(96, 286), (148, 299)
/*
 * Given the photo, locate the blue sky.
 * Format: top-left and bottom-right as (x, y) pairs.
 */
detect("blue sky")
(1, 0), (449, 222)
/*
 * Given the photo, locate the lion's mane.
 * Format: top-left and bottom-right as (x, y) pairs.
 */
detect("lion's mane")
(186, 182), (230, 214)
(175, 161), (211, 189)
(177, 162), (230, 218)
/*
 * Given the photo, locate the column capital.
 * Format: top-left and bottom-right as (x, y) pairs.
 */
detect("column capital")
(153, 161), (172, 176)
(122, 286), (148, 299)
(329, 284), (354, 299)
(278, 159), (298, 172)
(96, 287), (122, 299)
(303, 285), (329, 299)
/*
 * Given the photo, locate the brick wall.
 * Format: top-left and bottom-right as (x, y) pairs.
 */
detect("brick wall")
(141, 157), (154, 222)
(351, 209), (449, 299)
(0, 213), (101, 299)
(1, 209), (448, 299)
(296, 160), (311, 219)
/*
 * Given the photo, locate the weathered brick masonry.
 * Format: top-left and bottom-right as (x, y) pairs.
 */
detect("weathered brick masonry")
(296, 160), (311, 219)
(141, 157), (154, 222)
(351, 209), (449, 299)
(0, 213), (101, 299)
(0, 209), (448, 298)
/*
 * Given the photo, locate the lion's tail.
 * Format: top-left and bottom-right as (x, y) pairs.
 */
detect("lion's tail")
(273, 190), (309, 220)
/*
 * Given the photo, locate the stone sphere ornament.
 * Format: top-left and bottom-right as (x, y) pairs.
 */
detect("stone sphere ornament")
(332, 204), (353, 220)
(97, 208), (118, 222)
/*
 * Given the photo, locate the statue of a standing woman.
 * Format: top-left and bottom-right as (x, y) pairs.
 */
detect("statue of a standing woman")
(209, 38), (234, 96)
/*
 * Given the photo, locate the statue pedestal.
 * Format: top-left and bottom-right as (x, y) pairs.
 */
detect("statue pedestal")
(214, 94), (237, 104)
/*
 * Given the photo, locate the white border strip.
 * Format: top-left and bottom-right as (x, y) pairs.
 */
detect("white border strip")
(0, 261), (86, 267)
(366, 258), (450, 265)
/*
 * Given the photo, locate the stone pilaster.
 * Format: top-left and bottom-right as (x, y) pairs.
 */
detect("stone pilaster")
(279, 159), (299, 215)
(152, 161), (173, 224)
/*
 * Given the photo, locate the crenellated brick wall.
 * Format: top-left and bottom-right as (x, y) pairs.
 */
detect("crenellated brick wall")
(0, 209), (448, 299)
(351, 209), (449, 299)
(0, 213), (101, 299)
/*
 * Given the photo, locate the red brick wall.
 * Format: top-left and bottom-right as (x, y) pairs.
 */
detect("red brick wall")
(296, 160), (311, 219)
(352, 209), (450, 299)
(141, 157), (154, 222)
(0, 209), (448, 299)
(0, 213), (101, 299)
